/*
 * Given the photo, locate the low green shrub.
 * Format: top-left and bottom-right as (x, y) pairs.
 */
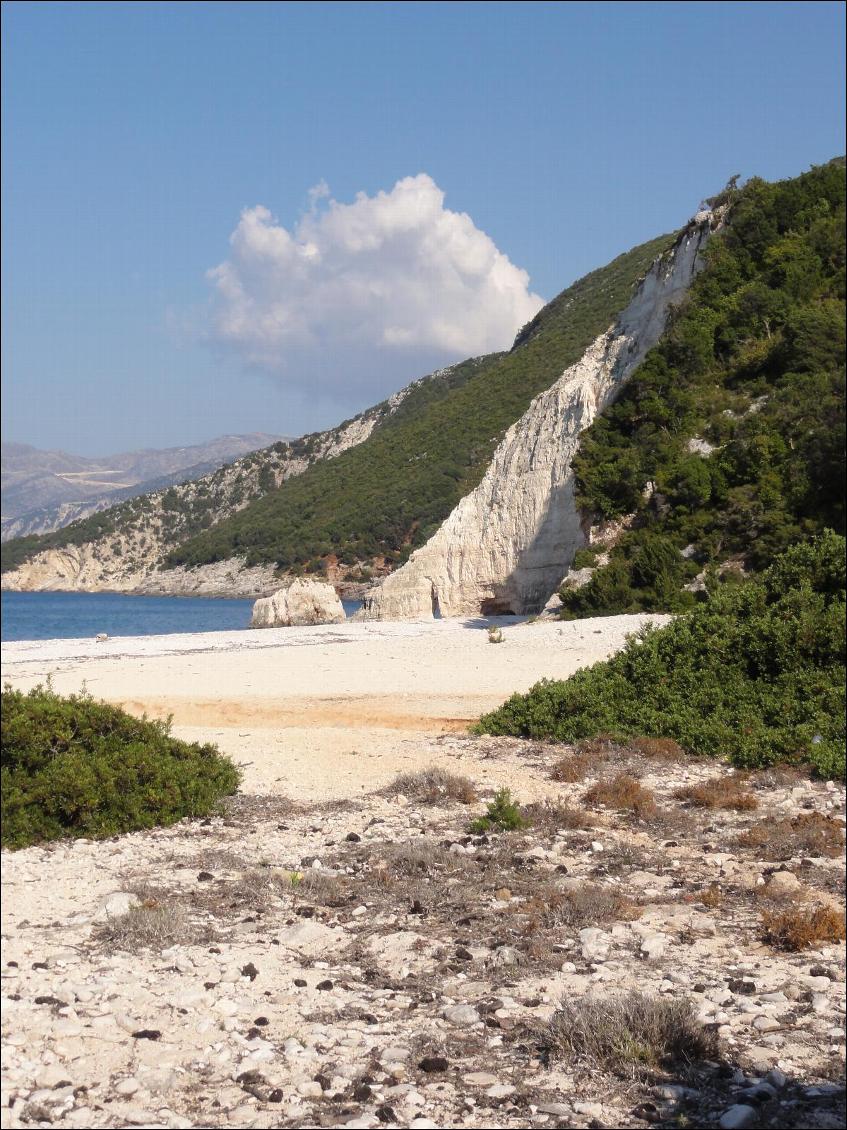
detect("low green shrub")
(476, 532), (846, 778)
(469, 788), (528, 833)
(1, 685), (241, 849)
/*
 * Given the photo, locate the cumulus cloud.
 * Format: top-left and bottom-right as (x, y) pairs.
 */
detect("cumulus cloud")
(207, 174), (544, 396)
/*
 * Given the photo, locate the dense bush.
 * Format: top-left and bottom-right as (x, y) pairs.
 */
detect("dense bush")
(477, 532), (846, 778)
(564, 158), (845, 616)
(1, 686), (241, 849)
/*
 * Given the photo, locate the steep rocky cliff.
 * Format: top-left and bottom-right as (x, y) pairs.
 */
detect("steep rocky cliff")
(360, 213), (717, 620)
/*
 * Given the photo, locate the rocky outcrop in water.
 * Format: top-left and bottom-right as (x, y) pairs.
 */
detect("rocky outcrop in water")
(251, 579), (346, 627)
(360, 214), (717, 620)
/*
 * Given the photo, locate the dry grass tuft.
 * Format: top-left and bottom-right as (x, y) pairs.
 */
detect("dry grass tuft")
(737, 812), (844, 861)
(550, 754), (593, 783)
(674, 774), (758, 812)
(382, 767), (477, 805)
(524, 882), (638, 932)
(575, 734), (619, 758)
(698, 883), (724, 909)
(221, 794), (298, 824)
(584, 774), (658, 821)
(521, 799), (593, 832)
(625, 736), (687, 761)
(234, 867), (291, 909)
(97, 896), (214, 952)
(546, 993), (719, 1077)
(760, 904), (846, 951)
(295, 870), (348, 906)
(382, 839), (453, 876)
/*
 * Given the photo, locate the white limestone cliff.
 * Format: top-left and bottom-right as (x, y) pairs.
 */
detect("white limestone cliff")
(360, 216), (716, 621)
(251, 579), (345, 627)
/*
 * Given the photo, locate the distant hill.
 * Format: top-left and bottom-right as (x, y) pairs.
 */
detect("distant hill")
(1, 434), (282, 540)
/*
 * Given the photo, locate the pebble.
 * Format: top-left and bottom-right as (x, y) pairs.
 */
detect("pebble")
(442, 1004), (479, 1027)
(719, 1105), (759, 1130)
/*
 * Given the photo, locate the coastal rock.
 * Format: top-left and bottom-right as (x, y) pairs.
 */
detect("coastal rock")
(251, 579), (345, 628)
(359, 215), (715, 620)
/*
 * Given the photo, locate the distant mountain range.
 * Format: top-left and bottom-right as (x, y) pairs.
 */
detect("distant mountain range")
(1, 434), (283, 541)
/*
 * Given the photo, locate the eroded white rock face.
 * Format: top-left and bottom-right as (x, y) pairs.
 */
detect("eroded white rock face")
(251, 578), (345, 627)
(360, 217), (714, 620)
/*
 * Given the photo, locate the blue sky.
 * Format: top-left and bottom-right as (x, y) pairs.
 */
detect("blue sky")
(2, 1), (845, 456)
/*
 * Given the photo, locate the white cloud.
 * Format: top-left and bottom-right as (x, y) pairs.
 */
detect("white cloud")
(206, 174), (544, 396)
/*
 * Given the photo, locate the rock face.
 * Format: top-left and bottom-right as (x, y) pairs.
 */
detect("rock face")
(360, 215), (716, 621)
(251, 579), (345, 627)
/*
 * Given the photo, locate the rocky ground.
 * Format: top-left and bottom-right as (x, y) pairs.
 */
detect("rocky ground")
(2, 738), (845, 1130)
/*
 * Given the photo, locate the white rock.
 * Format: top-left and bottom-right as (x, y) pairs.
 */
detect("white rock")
(640, 933), (668, 961)
(442, 1004), (479, 1027)
(719, 1105), (759, 1130)
(765, 871), (802, 897)
(97, 891), (141, 919)
(579, 927), (612, 962)
(251, 579), (345, 628)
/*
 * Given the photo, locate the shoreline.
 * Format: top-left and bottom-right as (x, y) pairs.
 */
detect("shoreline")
(2, 614), (668, 799)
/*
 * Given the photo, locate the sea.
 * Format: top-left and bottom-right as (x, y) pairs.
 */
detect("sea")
(1, 590), (363, 643)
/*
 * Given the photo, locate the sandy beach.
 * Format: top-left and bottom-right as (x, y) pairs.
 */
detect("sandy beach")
(1, 614), (667, 799)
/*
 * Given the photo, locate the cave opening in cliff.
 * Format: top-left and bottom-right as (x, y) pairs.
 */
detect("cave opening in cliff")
(480, 597), (515, 616)
(431, 586), (443, 619)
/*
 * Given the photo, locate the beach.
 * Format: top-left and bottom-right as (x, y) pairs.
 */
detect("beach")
(1, 614), (667, 799)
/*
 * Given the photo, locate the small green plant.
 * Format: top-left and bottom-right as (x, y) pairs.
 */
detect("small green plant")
(570, 546), (600, 570)
(487, 626), (504, 644)
(469, 788), (528, 833)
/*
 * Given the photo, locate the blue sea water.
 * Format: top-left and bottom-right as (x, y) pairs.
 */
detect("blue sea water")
(1, 590), (363, 642)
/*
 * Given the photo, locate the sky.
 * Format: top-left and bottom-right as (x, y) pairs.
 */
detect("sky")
(2, 1), (845, 457)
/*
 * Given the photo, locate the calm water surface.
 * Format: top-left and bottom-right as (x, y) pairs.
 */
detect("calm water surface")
(1, 590), (362, 642)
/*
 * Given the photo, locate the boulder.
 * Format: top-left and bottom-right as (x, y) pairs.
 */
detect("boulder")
(251, 579), (345, 628)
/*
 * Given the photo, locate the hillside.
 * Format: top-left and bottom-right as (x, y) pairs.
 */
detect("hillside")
(557, 158), (845, 616)
(0, 433), (281, 540)
(0, 365), (491, 593)
(162, 235), (672, 576)
(1, 232), (672, 593)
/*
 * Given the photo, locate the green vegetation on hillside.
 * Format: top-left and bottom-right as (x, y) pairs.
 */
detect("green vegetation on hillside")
(0, 357), (506, 575)
(1, 686), (240, 849)
(159, 233), (673, 573)
(478, 532), (846, 779)
(562, 159), (845, 616)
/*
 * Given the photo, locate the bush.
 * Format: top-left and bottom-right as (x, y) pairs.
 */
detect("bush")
(737, 812), (845, 860)
(469, 788), (528, 833)
(583, 774), (658, 821)
(477, 532), (846, 778)
(1, 685), (241, 849)
(760, 905), (846, 951)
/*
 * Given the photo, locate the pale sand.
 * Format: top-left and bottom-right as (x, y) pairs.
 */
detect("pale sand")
(1, 614), (668, 799)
